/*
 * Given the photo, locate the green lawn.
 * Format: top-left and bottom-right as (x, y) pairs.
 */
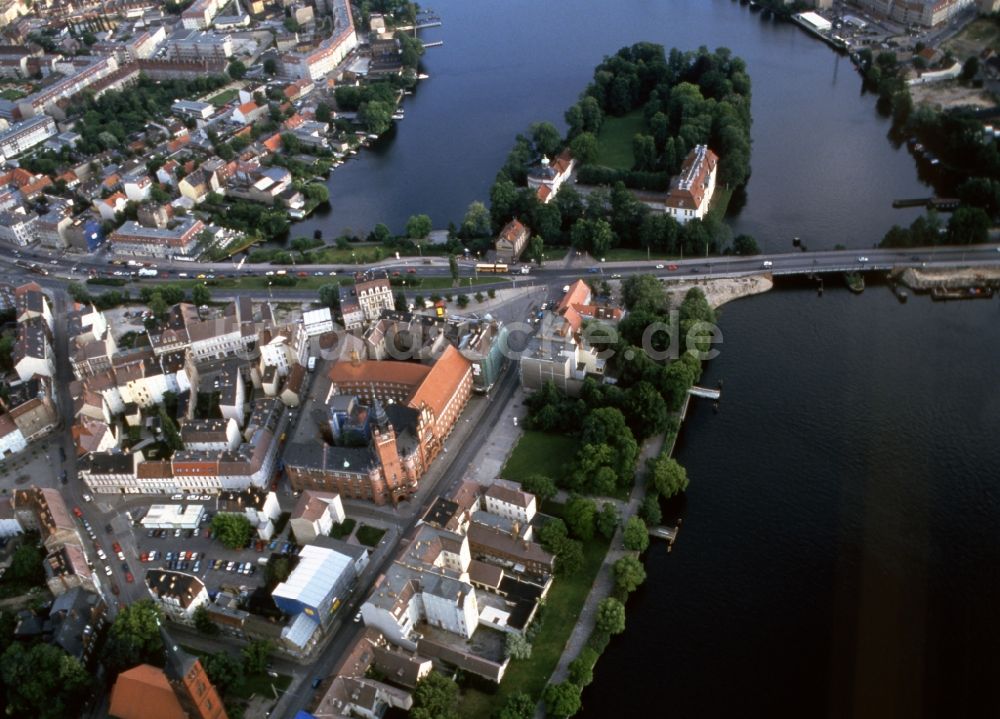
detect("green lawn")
(457, 505), (610, 717)
(355, 524), (386, 547)
(706, 185), (733, 221)
(329, 518), (357, 539)
(502, 431), (578, 484)
(594, 109), (647, 170)
(208, 88), (240, 107)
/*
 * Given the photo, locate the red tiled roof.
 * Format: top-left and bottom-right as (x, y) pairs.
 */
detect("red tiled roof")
(557, 280), (590, 314)
(108, 664), (186, 719)
(261, 133), (282, 153)
(329, 357), (431, 387)
(408, 345), (472, 418)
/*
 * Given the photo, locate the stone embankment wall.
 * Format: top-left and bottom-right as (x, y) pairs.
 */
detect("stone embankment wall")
(895, 266), (1000, 290)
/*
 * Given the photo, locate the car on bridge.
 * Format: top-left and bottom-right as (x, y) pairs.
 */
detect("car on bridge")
(858, 256), (869, 262)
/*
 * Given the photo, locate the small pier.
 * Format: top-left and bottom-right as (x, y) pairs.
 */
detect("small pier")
(688, 386), (721, 400)
(396, 21), (442, 31)
(892, 197), (960, 210)
(649, 523), (680, 545)
(422, 40), (444, 48)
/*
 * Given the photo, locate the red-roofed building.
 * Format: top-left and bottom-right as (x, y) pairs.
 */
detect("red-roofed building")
(665, 144), (718, 224)
(526, 148), (574, 203)
(233, 101), (266, 125)
(495, 219), (530, 263)
(288, 346), (473, 504)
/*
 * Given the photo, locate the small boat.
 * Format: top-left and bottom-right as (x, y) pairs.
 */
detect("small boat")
(417, 73), (429, 80)
(845, 272), (865, 293)
(367, 133), (379, 140)
(392, 112), (405, 120)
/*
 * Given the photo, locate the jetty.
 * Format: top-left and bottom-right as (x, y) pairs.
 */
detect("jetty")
(892, 197), (960, 210)
(422, 40), (443, 48)
(688, 386), (721, 400)
(396, 20), (442, 31)
(649, 524), (680, 545)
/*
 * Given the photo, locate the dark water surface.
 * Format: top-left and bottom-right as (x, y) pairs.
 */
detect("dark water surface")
(579, 285), (1000, 718)
(293, 0), (930, 248)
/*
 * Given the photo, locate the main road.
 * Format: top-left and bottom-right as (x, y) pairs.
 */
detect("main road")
(7, 243), (999, 302)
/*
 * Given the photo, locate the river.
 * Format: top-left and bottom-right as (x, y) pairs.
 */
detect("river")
(293, 0), (932, 250)
(579, 283), (1000, 718)
(293, 0), (999, 715)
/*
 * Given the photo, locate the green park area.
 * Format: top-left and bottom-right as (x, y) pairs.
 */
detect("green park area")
(208, 88), (240, 107)
(501, 430), (577, 485)
(593, 109), (646, 169)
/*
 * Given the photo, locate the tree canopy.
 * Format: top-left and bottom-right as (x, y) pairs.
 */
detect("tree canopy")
(0, 642), (91, 719)
(410, 672), (459, 719)
(596, 596), (627, 635)
(211, 513), (253, 550)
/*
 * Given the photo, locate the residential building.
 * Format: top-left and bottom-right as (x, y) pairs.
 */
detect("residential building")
(0, 115), (56, 161)
(16, 282), (53, 329)
(520, 280), (618, 395)
(494, 218), (530, 263)
(289, 490), (345, 543)
(310, 629), (425, 717)
(145, 570), (209, 623)
(171, 99), (215, 121)
(665, 144), (719, 224)
(355, 272), (395, 323)
(181, 0), (224, 28)
(852, 0), (974, 26)
(13, 486), (79, 551)
(338, 284), (364, 330)
(166, 29), (234, 60)
(109, 218), (206, 258)
(48, 587), (108, 668)
(13, 317), (55, 381)
(0, 495), (22, 537)
(0, 208), (36, 246)
(45, 543), (98, 597)
(302, 307), (334, 337)
(358, 522), (514, 674)
(216, 487), (281, 539)
(483, 479), (537, 523)
(180, 418), (241, 451)
(280, 0), (357, 80)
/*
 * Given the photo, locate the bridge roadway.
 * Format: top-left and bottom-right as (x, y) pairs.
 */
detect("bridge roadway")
(3, 243), (1000, 298)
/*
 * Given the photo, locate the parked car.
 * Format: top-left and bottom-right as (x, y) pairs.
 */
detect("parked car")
(125, 572), (134, 583)
(104, 565), (112, 576)
(73, 507), (83, 518)
(193, 560), (201, 573)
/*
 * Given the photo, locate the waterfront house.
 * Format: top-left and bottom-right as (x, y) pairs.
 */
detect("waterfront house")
(665, 144), (718, 225)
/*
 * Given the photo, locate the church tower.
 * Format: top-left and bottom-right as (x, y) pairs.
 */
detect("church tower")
(160, 624), (228, 719)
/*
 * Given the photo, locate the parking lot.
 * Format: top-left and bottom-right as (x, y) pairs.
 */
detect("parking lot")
(132, 516), (297, 593)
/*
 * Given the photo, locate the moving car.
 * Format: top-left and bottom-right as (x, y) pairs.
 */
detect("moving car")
(858, 256), (869, 262)
(655, 263), (665, 269)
